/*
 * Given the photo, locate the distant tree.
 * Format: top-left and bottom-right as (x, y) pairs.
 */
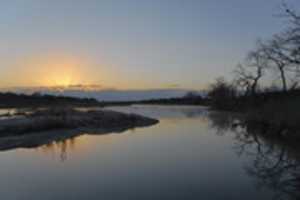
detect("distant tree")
(183, 91), (200, 99)
(208, 77), (237, 109)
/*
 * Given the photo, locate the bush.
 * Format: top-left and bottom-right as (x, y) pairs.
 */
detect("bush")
(208, 78), (237, 110)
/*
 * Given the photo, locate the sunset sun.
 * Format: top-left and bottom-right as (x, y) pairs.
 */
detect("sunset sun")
(53, 75), (72, 87)
(17, 54), (87, 87)
(43, 58), (80, 87)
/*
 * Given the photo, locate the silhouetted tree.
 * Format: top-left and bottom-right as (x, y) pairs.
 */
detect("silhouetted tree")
(255, 5), (300, 91)
(234, 47), (266, 96)
(232, 4), (300, 93)
(281, 3), (300, 65)
(258, 39), (291, 91)
(208, 77), (237, 110)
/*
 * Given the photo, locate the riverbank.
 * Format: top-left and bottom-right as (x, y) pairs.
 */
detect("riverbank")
(242, 98), (300, 140)
(0, 107), (159, 136)
(207, 89), (300, 142)
(215, 96), (300, 140)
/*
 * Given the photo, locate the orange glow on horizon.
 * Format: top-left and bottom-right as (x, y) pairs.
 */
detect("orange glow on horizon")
(14, 54), (92, 87)
(35, 56), (80, 87)
(3, 53), (202, 90)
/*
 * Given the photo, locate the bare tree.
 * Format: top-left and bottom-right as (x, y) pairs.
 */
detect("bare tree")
(240, 5), (300, 92)
(234, 64), (252, 96)
(258, 39), (291, 91)
(282, 3), (300, 64)
(261, 4), (300, 91)
(281, 5), (300, 89)
(234, 48), (266, 96)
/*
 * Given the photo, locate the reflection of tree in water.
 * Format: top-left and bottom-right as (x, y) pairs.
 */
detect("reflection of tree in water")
(208, 111), (239, 135)
(208, 112), (300, 200)
(38, 137), (77, 162)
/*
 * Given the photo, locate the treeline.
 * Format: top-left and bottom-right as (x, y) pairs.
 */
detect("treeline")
(136, 93), (208, 106)
(0, 90), (207, 108)
(207, 5), (300, 130)
(0, 92), (99, 108)
(99, 92), (208, 106)
(208, 5), (300, 109)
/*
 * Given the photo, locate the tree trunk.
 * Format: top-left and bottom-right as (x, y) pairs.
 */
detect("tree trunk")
(279, 67), (287, 92)
(251, 81), (257, 96)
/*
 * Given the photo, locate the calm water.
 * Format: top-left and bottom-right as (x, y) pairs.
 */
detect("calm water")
(0, 105), (299, 200)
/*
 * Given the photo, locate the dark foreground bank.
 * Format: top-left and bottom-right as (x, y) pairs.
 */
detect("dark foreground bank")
(0, 108), (159, 151)
(209, 87), (300, 140)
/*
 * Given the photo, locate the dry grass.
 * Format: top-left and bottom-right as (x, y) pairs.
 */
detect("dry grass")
(0, 107), (158, 136)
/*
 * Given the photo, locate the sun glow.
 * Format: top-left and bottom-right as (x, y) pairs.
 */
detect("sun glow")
(46, 64), (75, 87)
(16, 54), (89, 87)
(52, 75), (72, 87)
(7, 53), (121, 89)
(40, 58), (80, 87)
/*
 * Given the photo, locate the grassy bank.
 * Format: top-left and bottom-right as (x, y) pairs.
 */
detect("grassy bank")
(0, 107), (159, 136)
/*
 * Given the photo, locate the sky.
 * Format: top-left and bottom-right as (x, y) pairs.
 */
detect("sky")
(0, 0), (299, 90)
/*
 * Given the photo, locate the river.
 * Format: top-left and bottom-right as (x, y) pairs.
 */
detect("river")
(0, 105), (298, 200)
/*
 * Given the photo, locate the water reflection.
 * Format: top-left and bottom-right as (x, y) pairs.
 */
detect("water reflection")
(208, 112), (300, 200)
(0, 108), (35, 117)
(105, 105), (209, 119)
(36, 137), (77, 162)
(0, 124), (139, 153)
(208, 111), (239, 135)
(0, 106), (299, 200)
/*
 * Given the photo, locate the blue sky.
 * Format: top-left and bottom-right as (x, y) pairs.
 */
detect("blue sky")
(0, 0), (299, 89)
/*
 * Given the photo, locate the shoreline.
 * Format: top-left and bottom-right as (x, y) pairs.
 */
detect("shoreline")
(0, 107), (159, 151)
